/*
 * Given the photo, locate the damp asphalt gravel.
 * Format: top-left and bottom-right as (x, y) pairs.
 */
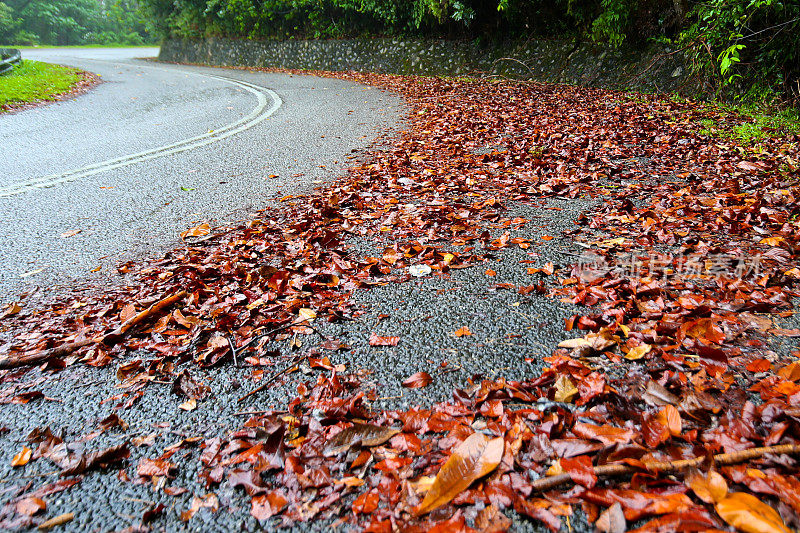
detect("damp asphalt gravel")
(0, 192), (600, 531)
(0, 47), (404, 305)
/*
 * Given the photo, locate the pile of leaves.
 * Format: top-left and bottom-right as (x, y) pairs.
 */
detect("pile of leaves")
(2, 69), (800, 531)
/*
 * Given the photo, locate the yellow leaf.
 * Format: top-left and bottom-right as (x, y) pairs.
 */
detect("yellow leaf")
(297, 308), (316, 322)
(180, 223), (210, 240)
(11, 446), (32, 467)
(413, 432), (504, 516)
(554, 375), (578, 403)
(716, 492), (791, 533)
(759, 237), (784, 246)
(625, 343), (652, 360)
(179, 399), (197, 411)
(687, 469), (727, 504)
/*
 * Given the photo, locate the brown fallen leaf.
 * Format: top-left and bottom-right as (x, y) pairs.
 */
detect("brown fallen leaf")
(251, 491), (287, 520)
(369, 332), (399, 346)
(715, 492), (791, 533)
(137, 458), (175, 478)
(1, 302), (22, 318)
(16, 497), (46, 516)
(414, 431), (504, 515)
(554, 375), (578, 403)
(324, 423), (401, 456)
(60, 229), (81, 239)
(37, 513), (74, 530)
(595, 502), (626, 533)
(402, 371), (433, 389)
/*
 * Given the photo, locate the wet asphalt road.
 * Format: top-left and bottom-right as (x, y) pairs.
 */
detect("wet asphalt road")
(0, 47), (403, 304)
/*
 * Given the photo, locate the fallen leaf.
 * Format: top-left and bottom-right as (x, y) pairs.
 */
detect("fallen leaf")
(16, 497), (46, 516)
(324, 423), (401, 456)
(251, 491), (287, 520)
(37, 513), (74, 530)
(11, 446), (32, 467)
(137, 458), (175, 478)
(715, 492), (791, 533)
(454, 326), (472, 337)
(554, 375), (578, 403)
(1, 302), (22, 318)
(180, 223), (210, 240)
(414, 432), (504, 515)
(625, 343), (652, 360)
(595, 502), (626, 533)
(687, 469), (728, 504)
(60, 229), (81, 239)
(369, 332), (400, 346)
(179, 398), (197, 411)
(403, 371), (433, 389)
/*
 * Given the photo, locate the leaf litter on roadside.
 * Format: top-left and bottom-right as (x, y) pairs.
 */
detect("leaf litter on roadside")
(1, 69), (799, 531)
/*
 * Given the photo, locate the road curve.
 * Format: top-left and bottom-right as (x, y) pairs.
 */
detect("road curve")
(0, 48), (404, 303)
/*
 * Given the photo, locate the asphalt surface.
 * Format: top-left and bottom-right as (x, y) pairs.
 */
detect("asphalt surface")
(0, 195), (593, 532)
(0, 47), (404, 304)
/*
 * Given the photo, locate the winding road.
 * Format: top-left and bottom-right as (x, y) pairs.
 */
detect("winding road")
(0, 47), (403, 302)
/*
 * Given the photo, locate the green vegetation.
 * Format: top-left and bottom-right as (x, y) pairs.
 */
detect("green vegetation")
(0, 0), (154, 46)
(0, 59), (82, 109)
(700, 106), (800, 146)
(138, 0), (800, 107)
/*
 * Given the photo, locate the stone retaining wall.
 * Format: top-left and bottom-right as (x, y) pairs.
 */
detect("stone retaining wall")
(159, 37), (699, 94)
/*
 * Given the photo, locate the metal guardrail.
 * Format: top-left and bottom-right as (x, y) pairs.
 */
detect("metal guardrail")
(0, 48), (22, 75)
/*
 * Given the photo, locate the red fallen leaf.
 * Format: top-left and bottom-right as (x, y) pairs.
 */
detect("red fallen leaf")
(308, 356), (334, 370)
(142, 503), (166, 524)
(560, 455), (596, 488)
(60, 444), (130, 476)
(228, 469), (266, 496)
(369, 332), (399, 346)
(770, 328), (800, 337)
(352, 491), (380, 514)
(485, 269), (497, 277)
(541, 235), (554, 241)
(26, 478), (82, 499)
(747, 359), (772, 372)
(655, 405), (682, 436)
(181, 493), (219, 521)
(428, 510), (471, 533)
(627, 508), (720, 533)
(571, 422), (635, 446)
(414, 432), (504, 515)
(402, 371), (433, 389)
(15, 496), (46, 516)
(137, 458), (175, 477)
(679, 318), (725, 345)
(374, 456), (413, 471)
(716, 492), (791, 533)
(11, 446), (32, 467)
(180, 223), (210, 240)
(777, 362), (800, 381)
(10, 391), (44, 404)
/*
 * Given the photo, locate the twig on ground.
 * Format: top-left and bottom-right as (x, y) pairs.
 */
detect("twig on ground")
(0, 290), (188, 370)
(531, 443), (800, 492)
(237, 354), (305, 403)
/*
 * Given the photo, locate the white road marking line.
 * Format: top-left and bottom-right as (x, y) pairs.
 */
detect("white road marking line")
(0, 69), (282, 198)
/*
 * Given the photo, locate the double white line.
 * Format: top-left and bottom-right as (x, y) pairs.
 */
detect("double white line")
(0, 71), (282, 198)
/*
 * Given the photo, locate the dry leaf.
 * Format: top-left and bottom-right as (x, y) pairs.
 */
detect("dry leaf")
(11, 446), (32, 467)
(715, 492), (791, 533)
(414, 432), (504, 515)
(687, 469), (728, 504)
(402, 371), (433, 389)
(595, 502), (626, 533)
(369, 332), (400, 346)
(454, 326), (472, 337)
(655, 405), (682, 436)
(625, 343), (652, 360)
(297, 308), (316, 322)
(554, 375), (578, 403)
(324, 423), (401, 456)
(38, 513), (74, 530)
(180, 223), (210, 240)
(60, 229), (81, 239)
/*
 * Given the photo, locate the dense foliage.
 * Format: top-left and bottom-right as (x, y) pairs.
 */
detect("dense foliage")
(0, 0), (153, 45)
(138, 0), (799, 105)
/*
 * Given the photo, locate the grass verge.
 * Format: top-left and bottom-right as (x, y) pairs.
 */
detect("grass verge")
(0, 59), (84, 111)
